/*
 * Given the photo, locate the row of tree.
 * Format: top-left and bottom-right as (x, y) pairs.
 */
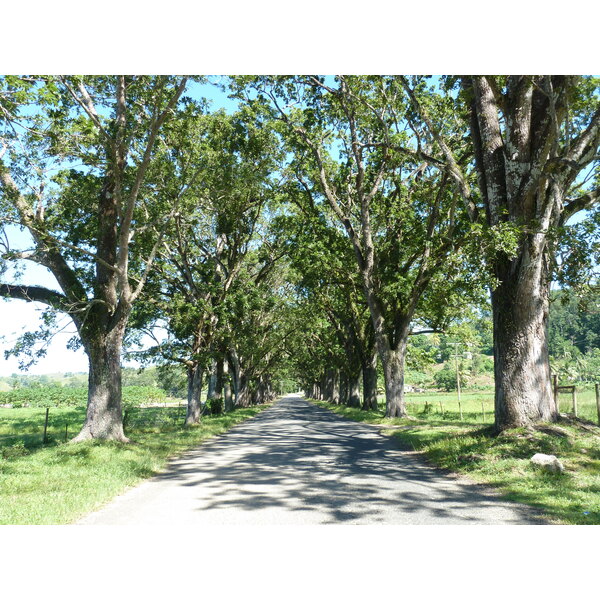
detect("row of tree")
(243, 76), (599, 429)
(1, 75), (598, 441)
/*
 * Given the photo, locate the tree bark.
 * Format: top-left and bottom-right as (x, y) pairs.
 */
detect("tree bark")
(491, 245), (556, 429)
(237, 371), (250, 408)
(379, 341), (408, 417)
(185, 363), (203, 425)
(223, 359), (234, 412)
(71, 325), (129, 442)
(362, 348), (378, 410)
(348, 369), (362, 408)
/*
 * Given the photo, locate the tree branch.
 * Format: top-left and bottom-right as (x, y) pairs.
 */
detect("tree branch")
(0, 283), (70, 311)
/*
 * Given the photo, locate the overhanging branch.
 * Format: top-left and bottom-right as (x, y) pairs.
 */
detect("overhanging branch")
(0, 283), (70, 311)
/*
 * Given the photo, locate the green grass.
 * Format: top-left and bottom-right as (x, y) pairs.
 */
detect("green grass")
(308, 395), (600, 525)
(0, 404), (270, 524)
(401, 387), (600, 425)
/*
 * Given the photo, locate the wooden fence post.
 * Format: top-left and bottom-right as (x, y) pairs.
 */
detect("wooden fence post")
(43, 408), (49, 444)
(553, 374), (559, 414)
(596, 383), (600, 426)
(572, 387), (577, 418)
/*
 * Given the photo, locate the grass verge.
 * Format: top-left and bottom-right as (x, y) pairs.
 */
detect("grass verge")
(307, 398), (600, 525)
(0, 404), (270, 525)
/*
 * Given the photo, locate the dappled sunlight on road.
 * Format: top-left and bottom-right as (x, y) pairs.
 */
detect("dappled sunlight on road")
(80, 395), (541, 525)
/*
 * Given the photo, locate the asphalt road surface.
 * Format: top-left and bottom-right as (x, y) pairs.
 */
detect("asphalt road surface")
(79, 394), (542, 525)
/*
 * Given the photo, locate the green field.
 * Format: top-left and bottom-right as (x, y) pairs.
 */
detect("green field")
(0, 403), (269, 524)
(402, 387), (600, 425)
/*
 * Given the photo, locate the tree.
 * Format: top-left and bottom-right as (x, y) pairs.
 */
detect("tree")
(273, 207), (378, 409)
(404, 75), (600, 429)
(130, 106), (283, 423)
(0, 76), (188, 441)
(236, 76), (484, 417)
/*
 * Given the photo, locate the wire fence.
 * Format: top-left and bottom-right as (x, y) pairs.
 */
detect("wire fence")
(0, 403), (189, 453)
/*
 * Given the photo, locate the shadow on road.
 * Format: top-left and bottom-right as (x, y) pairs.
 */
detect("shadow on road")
(152, 396), (540, 524)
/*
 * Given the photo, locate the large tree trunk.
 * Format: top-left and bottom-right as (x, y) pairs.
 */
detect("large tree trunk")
(237, 371), (251, 408)
(362, 349), (378, 410)
(491, 245), (556, 430)
(347, 369), (361, 408)
(185, 363), (203, 425)
(460, 76), (594, 430)
(72, 327), (129, 442)
(379, 343), (408, 417)
(361, 271), (409, 417)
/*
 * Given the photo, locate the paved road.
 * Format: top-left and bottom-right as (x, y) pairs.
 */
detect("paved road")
(79, 395), (541, 525)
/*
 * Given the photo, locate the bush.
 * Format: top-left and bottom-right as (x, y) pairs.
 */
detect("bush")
(122, 386), (167, 406)
(208, 396), (224, 415)
(0, 385), (166, 409)
(471, 354), (494, 375)
(0, 387), (86, 408)
(433, 365), (470, 391)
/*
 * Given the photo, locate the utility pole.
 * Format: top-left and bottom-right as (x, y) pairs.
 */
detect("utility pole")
(448, 342), (463, 420)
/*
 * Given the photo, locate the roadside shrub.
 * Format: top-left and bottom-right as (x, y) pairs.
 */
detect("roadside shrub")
(208, 396), (223, 415)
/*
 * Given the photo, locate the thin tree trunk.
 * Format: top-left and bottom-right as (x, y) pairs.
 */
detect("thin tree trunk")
(206, 359), (217, 401)
(252, 378), (263, 405)
(321, 372), (329, 402)
(362, 349), (378, 410)
(339, 372), (349, 405)
(185, 363), (203, 425)
(223, 359), (234, 412)
(237, 371), (250, 408)
(331, 370), (340, 404)
(211, 358), (224, 414)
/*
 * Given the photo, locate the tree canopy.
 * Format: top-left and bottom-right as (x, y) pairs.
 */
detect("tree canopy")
(1, 74), (598, 440)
